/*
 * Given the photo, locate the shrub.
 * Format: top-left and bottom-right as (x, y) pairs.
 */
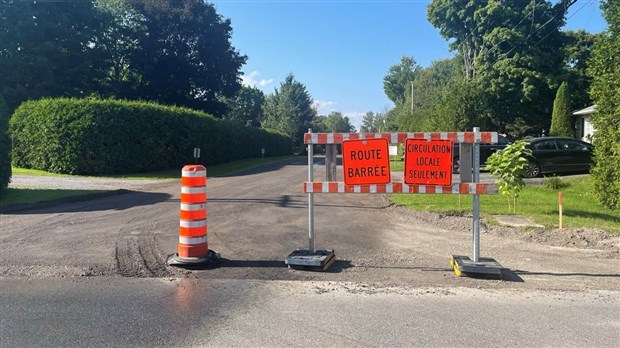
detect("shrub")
(0, 95), (11, 192)
(543, 176), (569, 190)
(10, 98), (292, 175)
(485, 140), (532, 213)
(588, 0), (620, 210)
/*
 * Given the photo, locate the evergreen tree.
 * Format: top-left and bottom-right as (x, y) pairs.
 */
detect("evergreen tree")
(550, 82), (574, 137)
(360, 112), (375, 133)
(262, 74), (316, 151)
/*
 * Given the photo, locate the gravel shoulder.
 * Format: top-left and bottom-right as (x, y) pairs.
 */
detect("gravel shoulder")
(8, 174), (175, 191)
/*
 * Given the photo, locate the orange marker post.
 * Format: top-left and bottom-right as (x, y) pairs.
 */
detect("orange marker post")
(167, 165), (220, 266)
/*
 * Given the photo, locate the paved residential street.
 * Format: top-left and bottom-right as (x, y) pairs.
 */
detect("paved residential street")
(1, 158), (619, 347)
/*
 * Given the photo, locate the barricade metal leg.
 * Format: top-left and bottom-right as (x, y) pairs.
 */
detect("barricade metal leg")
(286, 130), (335, 271)
(451, 127), (504, 279)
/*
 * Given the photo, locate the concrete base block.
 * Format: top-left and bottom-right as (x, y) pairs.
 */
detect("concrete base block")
(285, 249), (335, 271)
(450, 255), (504, 279)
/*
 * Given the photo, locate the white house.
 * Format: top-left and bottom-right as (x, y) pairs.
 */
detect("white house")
(573, 105), (596, 143)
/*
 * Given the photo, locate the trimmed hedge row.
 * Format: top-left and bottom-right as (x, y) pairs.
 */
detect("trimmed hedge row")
(10, 98), (292, 175)
(0, 95), (11, 192)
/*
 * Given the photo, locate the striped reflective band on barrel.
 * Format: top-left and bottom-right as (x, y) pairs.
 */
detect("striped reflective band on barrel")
(179, 235), (208, 245)
(304, 132), (498, 145)
(182, 169), (207, 177)
(303, 182), (498, 195)
(180, 219), (207, 228)
(181, 186), (207, 194)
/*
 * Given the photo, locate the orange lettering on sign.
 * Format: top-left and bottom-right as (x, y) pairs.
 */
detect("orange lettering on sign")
(404, 139), (453, 186)
(342, 138), (391, 185)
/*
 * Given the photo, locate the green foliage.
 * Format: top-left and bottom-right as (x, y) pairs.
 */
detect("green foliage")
(588, 0), (620, 210)
(116, 0), (247, 115)
(427, 0), (578, 137)
(550, 82), (574, 137)
(544, 176), (569, 190)
(360, 112), (376, 133)
(394, 57), (485, 132)
(383, 56), (421, 105)
(262, 74), (316, 151)
(485, 140), (533, 213)
(9, 98), (292, 175)
(562, 30), (597, 111)
(221, 86), (265, 125)
(0, 0), (108, 113)
(321, 112), (355, 133)
(0, 95), (11, 192)
(0, 0), (246, 117)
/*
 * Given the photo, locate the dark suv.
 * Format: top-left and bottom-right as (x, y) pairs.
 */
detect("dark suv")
(452, 135), (512, 173)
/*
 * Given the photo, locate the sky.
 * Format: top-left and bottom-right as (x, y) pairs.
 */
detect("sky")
(212, 0), (607, 131)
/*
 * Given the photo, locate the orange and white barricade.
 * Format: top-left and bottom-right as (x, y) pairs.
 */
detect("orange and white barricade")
(167, 165), (220, 266)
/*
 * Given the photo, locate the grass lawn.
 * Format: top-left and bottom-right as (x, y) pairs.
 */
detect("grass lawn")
(390, 176), (620, 234)
(3, 156), (298, 207)
(0, 188), (103, 208)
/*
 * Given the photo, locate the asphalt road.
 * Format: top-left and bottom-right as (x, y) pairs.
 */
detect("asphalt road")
(1, 158), (619, 347)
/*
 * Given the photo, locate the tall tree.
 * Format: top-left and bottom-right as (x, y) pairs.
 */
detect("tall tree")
(427, 0), (578, 137)
(262, 74), (316, 150)
(92, 0), (145, 99)
(550, 82), (573, 137)
(360, 112), (375, 133)
(322, 111), (355, 133)
(0, 0), (107, 112)
(383, 56), (420, 105)
(120, 0), (247, 115)
(562, 30), (598, 111)
(221, 86), (265, 125)
(588, 0), (620, 210)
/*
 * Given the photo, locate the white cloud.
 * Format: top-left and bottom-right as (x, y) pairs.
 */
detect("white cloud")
(241, 71), (274, 88)
(312, 100), (338, 116)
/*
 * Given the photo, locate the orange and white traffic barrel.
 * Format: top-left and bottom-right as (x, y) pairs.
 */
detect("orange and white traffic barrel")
(167, 165), (220, 266)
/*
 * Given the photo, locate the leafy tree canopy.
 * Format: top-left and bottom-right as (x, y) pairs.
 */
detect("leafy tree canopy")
(321, 111), (355, 133)
(0, 0), (247, 116)
(120, 0), (247, 115)
(0, 0), (107, 112)
(427, 0), (578, 137)
(383, 56), (420, 105)
(221, 85), (265, 125)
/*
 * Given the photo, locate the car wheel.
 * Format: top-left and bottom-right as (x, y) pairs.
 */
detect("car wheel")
(453, 159), (460, 174)
(524, 161), (541, 178)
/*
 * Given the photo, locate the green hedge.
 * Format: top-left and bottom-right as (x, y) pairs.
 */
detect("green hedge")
(0, 95), (11, 192)
(10, 98), (292, 175)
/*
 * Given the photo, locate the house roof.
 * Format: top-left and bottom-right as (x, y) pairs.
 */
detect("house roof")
(573, 105), (596, 116)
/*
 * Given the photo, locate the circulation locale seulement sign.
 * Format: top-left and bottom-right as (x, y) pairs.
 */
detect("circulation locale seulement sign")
(404, 139), (453, 186)
(341, 138), (391, 185)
